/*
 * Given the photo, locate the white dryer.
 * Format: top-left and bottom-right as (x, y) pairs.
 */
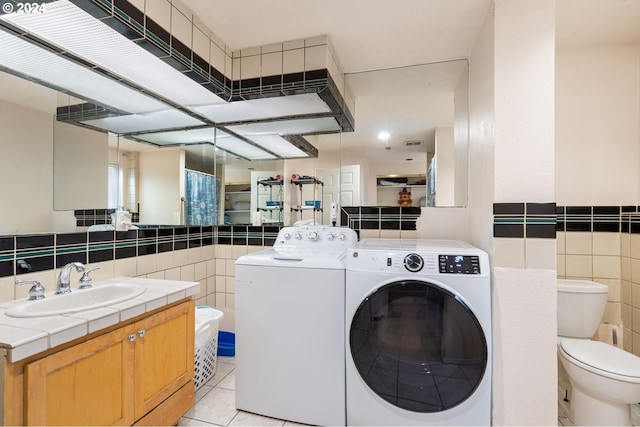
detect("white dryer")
(235, 226), (358, 426)
(345, 239), (491, 426)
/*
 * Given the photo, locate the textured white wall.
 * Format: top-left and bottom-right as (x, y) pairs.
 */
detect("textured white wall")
(467, 0), (495, 253)
(435, 127), (455, 206)
(493, 1), (557, 425)
(139, 149), (185, 224)
(494, 1), (555, 204)
(0, 99), (53, 234)
(492, 267), (558, 424)
(556, 44), (640, 206)
(53, 121), (109, 211)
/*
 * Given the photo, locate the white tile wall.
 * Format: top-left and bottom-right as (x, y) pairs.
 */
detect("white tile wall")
(193, 27), (210, 61)
(565, 232), (592, 255)
(283, 49), (304, 74)
(565, 254), (592, 278)
(262, 52), (283, 77)
(494, 238), (525, 269)
(171, 6), (192, 48)
(525, 239), (556, 269)
(305, 45), (327, 71)
(283, 39), (304, 50)
(240, 55), (261, 80)
(146, 0), (171, 30)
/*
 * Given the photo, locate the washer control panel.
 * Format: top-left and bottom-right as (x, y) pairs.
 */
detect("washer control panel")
(275, 226), (358, 249)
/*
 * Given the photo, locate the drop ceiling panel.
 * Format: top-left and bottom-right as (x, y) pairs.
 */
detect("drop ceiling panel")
(134, 127), (220, 145)
(246, 134), (308, 158)
(3, 0), (227, 108)
(228, 116), (342, 135)
(0, 31), (168, 114)
(80, 110), (205, 133)
(215, 136), (277, 160)
(194, 93), (332, 123)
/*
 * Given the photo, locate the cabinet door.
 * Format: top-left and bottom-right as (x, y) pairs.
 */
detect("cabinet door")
(24, 326), (135, 426)
(134, 300), (194, 419)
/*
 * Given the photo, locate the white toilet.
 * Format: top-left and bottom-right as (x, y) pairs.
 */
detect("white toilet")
(558, 279), (640, 426)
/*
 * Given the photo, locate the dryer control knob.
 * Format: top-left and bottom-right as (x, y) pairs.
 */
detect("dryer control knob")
(404, 253), (424, 272)
(294, 232), (302, 240)
(308, 231), (319, 241)
(327, 233), (336, 241)
(338, 234), (346, 241)
(283, 233), (291, 240)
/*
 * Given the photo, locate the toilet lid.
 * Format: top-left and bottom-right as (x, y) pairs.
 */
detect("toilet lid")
(560, 338), (640, 378)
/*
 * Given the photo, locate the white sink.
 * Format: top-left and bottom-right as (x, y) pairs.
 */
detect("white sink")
(5, 283), (146, 318)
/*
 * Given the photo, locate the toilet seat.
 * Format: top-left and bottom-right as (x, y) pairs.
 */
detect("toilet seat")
(559, 338), (640, 380)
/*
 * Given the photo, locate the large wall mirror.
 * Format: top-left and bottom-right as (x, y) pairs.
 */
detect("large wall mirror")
(0, 58), (467, 234)
(338, 59), (469, 209)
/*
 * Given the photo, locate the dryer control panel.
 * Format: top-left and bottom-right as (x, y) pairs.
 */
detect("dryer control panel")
(438, 255), (481, 274)
(348, 250), (487, 276)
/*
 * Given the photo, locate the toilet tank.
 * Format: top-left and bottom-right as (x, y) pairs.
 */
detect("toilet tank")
(557, 279), (609, 338)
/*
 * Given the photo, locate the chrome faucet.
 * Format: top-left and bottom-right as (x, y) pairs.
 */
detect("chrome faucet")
(56, 262), (86, 294)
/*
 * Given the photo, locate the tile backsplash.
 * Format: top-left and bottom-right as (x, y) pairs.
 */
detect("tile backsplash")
(556, 205), (640, 233)
(0, 226), (276, 279)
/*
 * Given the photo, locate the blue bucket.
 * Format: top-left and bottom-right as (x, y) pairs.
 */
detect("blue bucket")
(218, 331), (235, 356)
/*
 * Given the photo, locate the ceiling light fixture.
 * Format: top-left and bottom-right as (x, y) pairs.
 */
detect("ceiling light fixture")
(195, 93), (332, 124)
(128, 127), (279, 161)
(378, 131), (390, 140)
(0, 30), (170, 114)
(214, 135), (277, 161)
(243, 134), (309, 158)
(1, 0), (226, 111)
(0, 0), (329, 159)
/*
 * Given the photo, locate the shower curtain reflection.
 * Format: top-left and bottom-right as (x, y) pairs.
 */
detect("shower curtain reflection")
(185, 169), (220, 225)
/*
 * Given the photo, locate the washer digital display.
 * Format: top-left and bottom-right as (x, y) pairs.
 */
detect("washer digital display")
(438, 255), (481, 274)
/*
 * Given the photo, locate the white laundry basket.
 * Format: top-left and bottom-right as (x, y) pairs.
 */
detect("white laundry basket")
(194, 306), (224, 390)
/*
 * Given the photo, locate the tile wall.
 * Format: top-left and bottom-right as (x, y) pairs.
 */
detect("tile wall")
(492, 202), (557, 269)
(341, 206), (421, 239)
(0, 226), (278, 307)
(554, 205), (640, 355)
(0, 210), (421, 308)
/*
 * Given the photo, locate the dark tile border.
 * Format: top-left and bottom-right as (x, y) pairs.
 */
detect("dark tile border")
(493, 202), (556, 239)
(341, 206), (419, 232)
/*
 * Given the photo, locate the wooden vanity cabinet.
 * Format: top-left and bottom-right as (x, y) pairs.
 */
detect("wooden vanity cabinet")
(2, 299), (195, 426)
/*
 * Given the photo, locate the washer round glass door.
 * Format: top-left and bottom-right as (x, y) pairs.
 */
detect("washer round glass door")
(349, 280), (487, 413)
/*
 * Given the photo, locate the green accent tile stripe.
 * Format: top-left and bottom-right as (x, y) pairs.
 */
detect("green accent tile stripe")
(494, 202), (556, 239)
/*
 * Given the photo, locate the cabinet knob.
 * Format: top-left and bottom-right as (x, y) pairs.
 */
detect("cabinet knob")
(138, 329), (146, 338)
(128, 334), (137, 342)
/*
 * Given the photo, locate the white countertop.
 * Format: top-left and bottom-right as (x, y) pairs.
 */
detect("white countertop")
(0, 277), (200, 362)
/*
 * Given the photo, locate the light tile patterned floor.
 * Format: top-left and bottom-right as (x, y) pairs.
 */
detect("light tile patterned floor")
(181, 356), (572, 426)
(179, 356), (306, 426)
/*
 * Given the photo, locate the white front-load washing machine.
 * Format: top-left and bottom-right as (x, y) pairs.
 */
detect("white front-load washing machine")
(346, 239), (491, 426)
(235, 226), (358, 426)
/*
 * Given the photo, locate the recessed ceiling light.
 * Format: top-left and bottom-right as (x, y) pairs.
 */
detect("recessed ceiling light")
(378, 131), (390, 140)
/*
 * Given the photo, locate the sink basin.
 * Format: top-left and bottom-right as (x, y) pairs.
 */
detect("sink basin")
(5, 283), (146, 318)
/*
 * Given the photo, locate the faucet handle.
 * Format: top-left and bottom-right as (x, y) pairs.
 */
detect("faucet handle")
(78, 267), (100, 289)
(16, 280), (45, 300)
